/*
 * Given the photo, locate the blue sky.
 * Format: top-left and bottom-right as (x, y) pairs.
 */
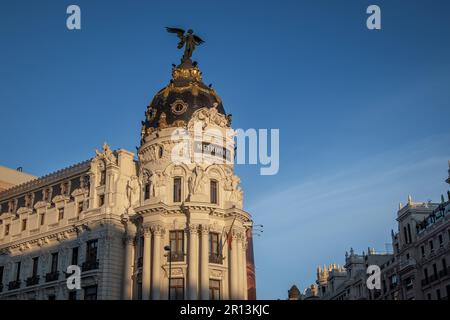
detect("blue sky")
(1, 0), (450, 299)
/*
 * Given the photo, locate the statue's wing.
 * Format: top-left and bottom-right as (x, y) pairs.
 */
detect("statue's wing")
(193, 35), (205, 45)
(166, 27), (185, 40)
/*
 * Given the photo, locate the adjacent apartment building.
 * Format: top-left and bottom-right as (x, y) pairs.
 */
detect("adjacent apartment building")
(290, 161), (450, 300)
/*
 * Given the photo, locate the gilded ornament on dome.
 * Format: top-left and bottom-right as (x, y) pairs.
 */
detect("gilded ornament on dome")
(158, 112), (168, 129)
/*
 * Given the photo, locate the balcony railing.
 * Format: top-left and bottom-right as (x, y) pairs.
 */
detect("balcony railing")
(399, 258), (416, 271)
(8, 280), (21, 290)
(45, 271), (59, 282)
(82, 259), (99, 272)
(209, 253), (223, 264)
(26, 275), (40, 287)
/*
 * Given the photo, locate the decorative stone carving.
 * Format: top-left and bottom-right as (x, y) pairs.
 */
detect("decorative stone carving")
(188, 224), (199, 234)
(188, 106), (228, 129)
(188, 165), (208, 197)
(151, 224), (165, 236)
(126, 175), (140, 209)
(170, 99), (188, 115)
(95, 142), (117, 165)
(158, 112), (169, 129)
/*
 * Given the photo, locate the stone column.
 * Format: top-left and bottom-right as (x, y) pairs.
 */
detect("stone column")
(188, 224), (199, 300)
(229, 231), (239, 299)
(151, 225), (164, 300)
(122, 235), (135, 300)
(237, 234), (244, 299)
(142, 228), (151, 300)
(200, 225), (210, 300)
(241, 237), (248, 300)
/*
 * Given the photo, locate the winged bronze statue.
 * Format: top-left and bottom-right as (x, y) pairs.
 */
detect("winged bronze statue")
(166, 27), (205, 63)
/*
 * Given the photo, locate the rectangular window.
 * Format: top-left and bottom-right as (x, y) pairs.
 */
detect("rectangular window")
(78, 201), (84, 214)
(5, 224), (10, 236)
(433, 263), (438, 278)
(32, 257), (39, 277)
(209, 279), (221, 300)
(424, 268), (429, 281)
(84, 285), (98, 300)
(436, 289), (441, 300)
(100, 170), (106, 186)
(40, 213), (45, 226)
(427, 293), (432, 300)
(86, 239), (98, 262)
(169, 230), (184, 261)
(407, 224), (412, 244)
(51, 253), (58, 273)
(144, 183), (150, 200)
(169, 278), (184, 300)
(0, 266), (3, 284)
(21, 219), (27, 231)
(72, 247), (79, 266)
(439, 234), (443, 247)
(173, 177), (182, 202)
(16, 261), (21, 282)
(209, 232), (222, 264)
(210, 180), (218, 204)
(48, 295), (56, 300)
(58, 208), (64, 221)
(98, 195), (105, 207)
(430, 240), (434, 252)
(421, 245), (425, 257)
(403, 227), (408, 244)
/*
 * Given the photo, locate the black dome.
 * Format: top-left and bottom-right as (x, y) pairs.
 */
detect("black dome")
(143, 60), (226, 130)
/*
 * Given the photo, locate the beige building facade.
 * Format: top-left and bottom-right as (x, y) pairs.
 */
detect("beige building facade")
(290, 161), (450, 301)
(0, 56), (256, 300)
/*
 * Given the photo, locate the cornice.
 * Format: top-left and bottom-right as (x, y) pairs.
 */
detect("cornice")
(0, 160), (91, 201)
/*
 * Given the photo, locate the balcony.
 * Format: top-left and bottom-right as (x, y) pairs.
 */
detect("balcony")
(209, 253), (223, 264)
(82, 259), (99, 272)
(399, 258), (416, 271)
(169, 252), (185, 262)
(8, 280), (21, 290)
(26, 275), (40, 287)
(45, 271), (59, 282)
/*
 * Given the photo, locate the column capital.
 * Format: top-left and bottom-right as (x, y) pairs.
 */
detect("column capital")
(188, 223), (199, 234)
(200, 224), (210, 235)
(151, 224), (165, 236)
(143, 226), (152, 237)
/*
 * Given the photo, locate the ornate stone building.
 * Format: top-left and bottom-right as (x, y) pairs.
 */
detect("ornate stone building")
(289, 161), (450, 300)
(0, 48), (256, 300)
